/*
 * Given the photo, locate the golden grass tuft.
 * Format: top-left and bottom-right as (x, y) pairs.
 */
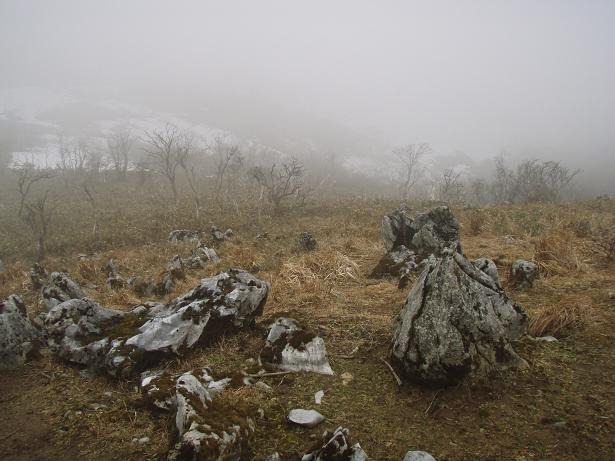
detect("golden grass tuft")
(533, 230), (586, 275)
(528, 301), (595, 338)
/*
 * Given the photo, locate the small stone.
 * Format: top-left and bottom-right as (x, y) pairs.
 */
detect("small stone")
(288, 409), (325, 428)
(315, 390), (324, 405)
(534, 336), (558, 342)
(403, 451), (437, 461)
(341, 372), (353, 385)
(255, 381), (273, 393)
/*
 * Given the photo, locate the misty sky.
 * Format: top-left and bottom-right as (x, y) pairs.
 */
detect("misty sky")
(1, 0), (614, 164)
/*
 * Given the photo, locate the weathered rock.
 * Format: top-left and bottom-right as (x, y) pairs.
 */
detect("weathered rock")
(472, 257), (501, 288)
(128, 276), (156, 297)
(370, 245), (417, 279)
(183, 244), (220, 269)
(141, 368), (254, 461)
(103, 259), (126, 289)
(0, 295), (40, 369)
(302, 427), (368, 461)
(169, 229), (201, 243)
(382, 205), (414, 252)
(509, 260), (539, 290)
(391, 249), (528, 385)
(30, 263), (49, 289)
(41, 272), (86, 310)
(288, 409), (325, 428)
(374, 206), (461, 279)
(45, 269), (269, 377)
(403, 451), (437, 461)
(260, 317), (333, 375)
(298, 232), (317, 251)
(211, 226), (233, 242)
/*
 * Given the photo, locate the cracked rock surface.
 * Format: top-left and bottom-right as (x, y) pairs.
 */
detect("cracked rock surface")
(45, 269), (269, 377)
(391, 249), (528, 385)
(0, 295), (41, 370)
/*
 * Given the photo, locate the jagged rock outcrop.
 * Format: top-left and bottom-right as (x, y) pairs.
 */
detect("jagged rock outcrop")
(41, 271), (86, 310)
(169, 229), (201, 243)
(141, 368), (254, 461)
(0, 295), (40, 369)
(302, 427), (367, 461)
(298, 232), (317, 251)
(45, 269), (269, 377)
(373, 206), (461, 279)
(472, 257), (501, 288)
(509, 260), (539, 290)
(260, 317), (333, 375)
(391, 249), (528, 385)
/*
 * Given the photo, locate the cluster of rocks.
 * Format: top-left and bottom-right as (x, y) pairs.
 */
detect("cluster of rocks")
(141, 368), (254, 460)
(104, 259), (126, 289)
(45, 269), (269, 377)
(386, 205), (536, 385)
(371, 206), (461, 285)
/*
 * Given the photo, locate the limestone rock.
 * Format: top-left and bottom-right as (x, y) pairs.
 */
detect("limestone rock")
(472, 257), (501, 288)
(374, 206), (461, 279)
(211, 226), (233, 242)
(41, 271), (86, 311)
(298, 232), (317, 251)
(288, 409), (325, 428)
(45, 269), (269, 377)
(30, 263), (48, 289)
(260, 317), (333, 375)
(169, 229), (201, 243)
(302, 427), (367, 461)
(509, 260), (539, 290)
(183, 244), (220, 269)
(0, 295), (40, 369)
(141, 368), (254, 461)
(391, 250), (528, 385)
(403, 451), (437, 461)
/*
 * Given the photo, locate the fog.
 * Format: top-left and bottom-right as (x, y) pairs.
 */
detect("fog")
(1, 0), (614, 193)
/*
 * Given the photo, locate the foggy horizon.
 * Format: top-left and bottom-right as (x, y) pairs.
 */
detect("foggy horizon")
(1, 0), (614, 192)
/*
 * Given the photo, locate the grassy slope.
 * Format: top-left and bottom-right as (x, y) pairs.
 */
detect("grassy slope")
(1, 201), (614, 460)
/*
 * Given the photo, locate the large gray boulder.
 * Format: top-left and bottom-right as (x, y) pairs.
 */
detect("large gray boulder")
(391, 249), (528, 385)
(301, 427), (367, 461)
(141, 368), (254, 461)
(509, 260), (539, 290)
(45, 269), (269, 377)
(374, 206), (461, 279)
(260, 317), (333, 375)
(0, 295), (40, 369)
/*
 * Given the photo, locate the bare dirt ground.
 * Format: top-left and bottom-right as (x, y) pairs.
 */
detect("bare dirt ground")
(1, 202), (614, 460)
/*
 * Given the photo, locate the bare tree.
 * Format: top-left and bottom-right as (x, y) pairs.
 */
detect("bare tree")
(13, 162), (54, 217)
(249, 158), (304, 215)
(176, 131), (204, 216)
(107, 128), (135, 180)
(57, 135), (88, 177)
(22, 191), (55, 261)
(143, 124), (183, 202)
(392, 143), (430, 199)
(438, 168), (464, 203)
(211, 134), (242, 205)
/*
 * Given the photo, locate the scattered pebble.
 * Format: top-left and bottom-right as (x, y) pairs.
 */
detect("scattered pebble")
(341, 372), (353, 385)
(315, 390), (324, 405)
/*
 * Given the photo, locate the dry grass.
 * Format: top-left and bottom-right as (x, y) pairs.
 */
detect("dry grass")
(528, 300), (596, 338)
(533, 230), (586, 275)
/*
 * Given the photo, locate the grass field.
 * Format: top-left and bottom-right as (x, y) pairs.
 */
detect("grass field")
(1, 199), (614, 460)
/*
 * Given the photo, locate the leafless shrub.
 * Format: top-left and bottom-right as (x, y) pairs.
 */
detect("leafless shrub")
(392, 143), (430, 200)
(13, 162), (54, 217)
(106, 128), (135, 180)
(22, 191), (55, 261)
(249, 158), (304, 216)
(467, 209), (486, 236)
(438, 168), (464, 203)
(143, 124), (185, 202)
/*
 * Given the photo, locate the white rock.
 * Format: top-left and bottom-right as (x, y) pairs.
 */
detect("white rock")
(288, 409), (325, 428)
(315, 390), (324, 405)
(403, 451), (437, 461)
